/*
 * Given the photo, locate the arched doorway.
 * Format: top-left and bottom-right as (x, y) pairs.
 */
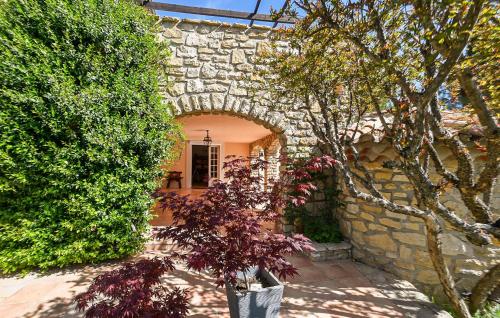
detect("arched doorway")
(151, 113), (285, 226)
(170, 114), (284, 189)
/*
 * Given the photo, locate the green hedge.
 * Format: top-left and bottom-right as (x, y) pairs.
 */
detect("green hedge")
(0, 0), (179, 272)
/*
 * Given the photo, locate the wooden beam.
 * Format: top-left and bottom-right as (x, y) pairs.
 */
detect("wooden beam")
(273, 0), (291, 28)
(143, 2), (297, 24)
(249, 0), (262, 27)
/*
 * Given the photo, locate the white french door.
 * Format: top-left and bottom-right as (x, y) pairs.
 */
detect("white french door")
(208, 145), (220, 186)
(187, 141), (223, 188)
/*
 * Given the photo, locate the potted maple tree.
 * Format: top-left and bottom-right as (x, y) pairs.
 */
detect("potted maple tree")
(74, 156), (335, 318)
(155, 156), (335, 318)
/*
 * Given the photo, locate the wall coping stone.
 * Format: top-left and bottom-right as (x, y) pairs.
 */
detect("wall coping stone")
(306, 241), (352, 262)
(161, 16), (276, 32)
(312, 241), (352, 251)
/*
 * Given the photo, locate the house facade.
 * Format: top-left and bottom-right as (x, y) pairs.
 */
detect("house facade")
(156, 17), (499, 300)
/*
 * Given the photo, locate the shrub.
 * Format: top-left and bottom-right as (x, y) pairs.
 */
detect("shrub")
(303, 216), (342, 243)
(471, 304), (500, 318)
(0, 0), (179, 272)
(284, 160), (344, 243)
(75, 156), (336, 316)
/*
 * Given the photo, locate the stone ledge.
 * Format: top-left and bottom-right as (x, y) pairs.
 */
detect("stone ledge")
(306, 241), (352, 262)
(160, 16), (276, 32)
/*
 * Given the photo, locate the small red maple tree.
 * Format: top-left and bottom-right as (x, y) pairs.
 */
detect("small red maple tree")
(75, 155), (336, 317)
(155, 155), (336, 287)
(75, 256), (190, 318)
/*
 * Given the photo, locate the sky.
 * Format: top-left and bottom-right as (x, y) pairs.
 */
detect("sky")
(153, 0), (290, 27)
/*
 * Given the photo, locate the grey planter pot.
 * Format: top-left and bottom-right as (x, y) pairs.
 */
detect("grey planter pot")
(225, 267), (284, 318)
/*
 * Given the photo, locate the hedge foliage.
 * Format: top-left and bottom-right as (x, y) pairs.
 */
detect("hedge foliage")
(0, 0), (180, 272)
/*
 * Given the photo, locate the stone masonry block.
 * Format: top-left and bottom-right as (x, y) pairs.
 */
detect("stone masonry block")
(231, 49), (246, 64)
(393, 232), (427, 247)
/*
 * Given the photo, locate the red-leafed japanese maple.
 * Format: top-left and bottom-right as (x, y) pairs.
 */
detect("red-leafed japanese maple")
(74, 155), (335, 317)
(75, 256), (190, 318)
(155, 155), (336, 288)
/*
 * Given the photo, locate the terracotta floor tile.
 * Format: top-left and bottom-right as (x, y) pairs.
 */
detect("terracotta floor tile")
(286, 266), (329, 284)
(286, 255), (315, 268)
(336, 276), (373, 288)
(0, 253), (446, 318)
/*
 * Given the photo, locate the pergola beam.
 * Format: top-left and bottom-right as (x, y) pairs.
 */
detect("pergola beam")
(273, 0), (290, 28)
(142, 2), (297, 24)
(249, 0), (262, 27)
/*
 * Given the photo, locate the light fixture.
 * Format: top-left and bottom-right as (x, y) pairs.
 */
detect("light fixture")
(203, 130), (212, 147)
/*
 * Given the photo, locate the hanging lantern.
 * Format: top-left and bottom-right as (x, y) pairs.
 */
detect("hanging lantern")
(203, 130), (212, 147)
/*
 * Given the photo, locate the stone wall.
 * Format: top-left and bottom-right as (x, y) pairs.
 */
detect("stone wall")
(337, 140), (500, 299)
(158, 17), (316, 158)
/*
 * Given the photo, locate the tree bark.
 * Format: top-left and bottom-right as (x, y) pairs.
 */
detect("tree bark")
(263, 2), (499, 315)
(457, 68), (499, 213)
(423, 214), (472, 318)
(470, 263), (500, 314)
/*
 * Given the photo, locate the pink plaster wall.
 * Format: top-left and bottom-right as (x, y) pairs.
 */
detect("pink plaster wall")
(167, 142), (188, 188)
(162, 114), (271, 189)
(224, 142), (250, 163)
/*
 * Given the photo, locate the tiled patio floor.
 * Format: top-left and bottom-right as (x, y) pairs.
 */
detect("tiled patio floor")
(0, 250), (449, 318)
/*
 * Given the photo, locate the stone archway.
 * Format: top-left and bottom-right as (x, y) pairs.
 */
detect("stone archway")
(265, 138), (281, 184)
(249, 133), (282, 191)
(158, 16), (318, 233)
(159, 17), (317, 158)
(249, 144), (266, 190)
(175, 110), (288, 152)
(175, 112), (286, 192)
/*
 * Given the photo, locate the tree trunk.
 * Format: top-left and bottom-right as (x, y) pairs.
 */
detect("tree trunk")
(470, 263), (500, 314)
(423, 214), (472, 318)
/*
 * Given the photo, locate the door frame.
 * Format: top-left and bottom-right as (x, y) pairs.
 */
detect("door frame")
(186, 141), (224, 189)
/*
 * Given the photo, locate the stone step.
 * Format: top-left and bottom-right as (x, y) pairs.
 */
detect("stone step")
(306, 241), (352, 262)
(145, 240), (176, 251)
(145, 227), (176, 251)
